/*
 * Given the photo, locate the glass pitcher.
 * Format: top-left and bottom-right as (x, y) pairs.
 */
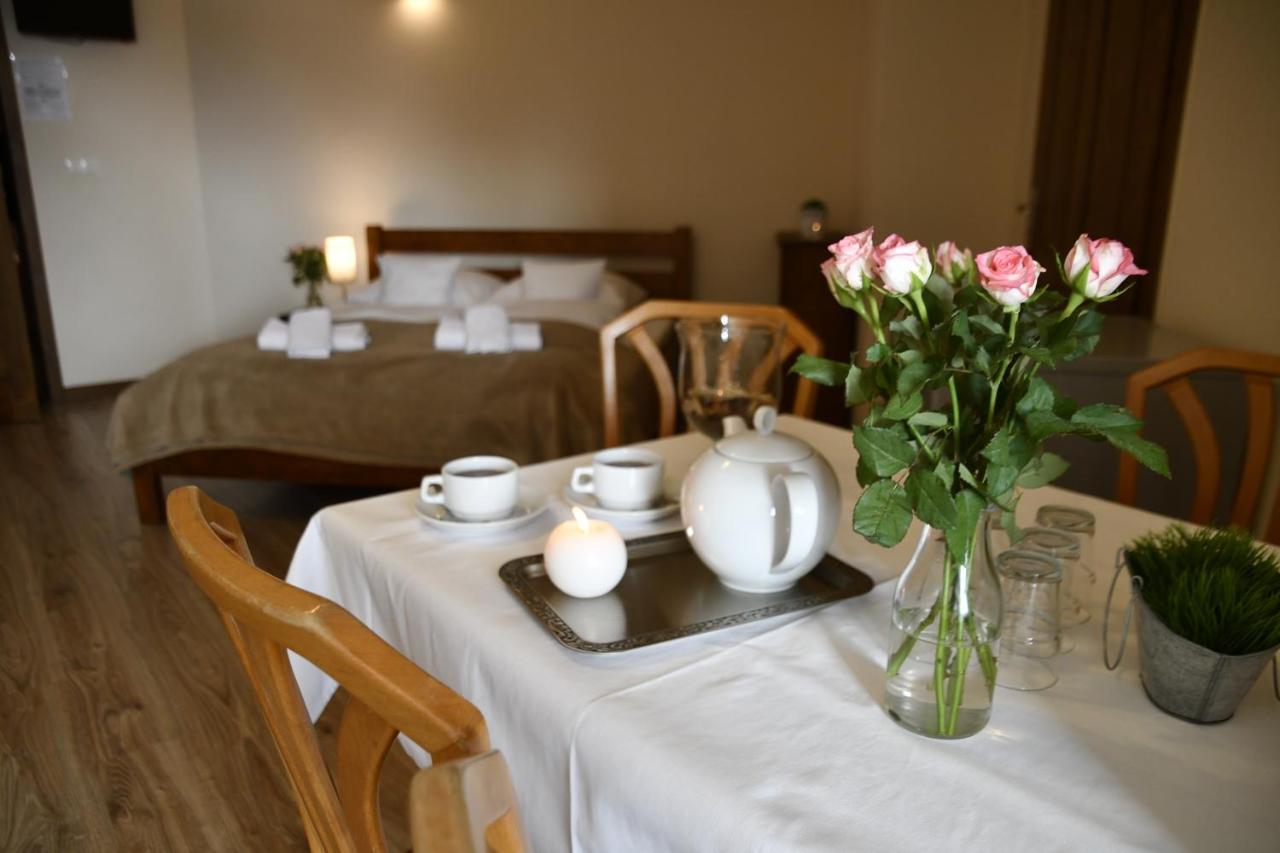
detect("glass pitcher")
(677, 315), (785, 439)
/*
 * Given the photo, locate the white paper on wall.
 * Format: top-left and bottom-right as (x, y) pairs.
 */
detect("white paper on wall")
(13, 56), (71, 122)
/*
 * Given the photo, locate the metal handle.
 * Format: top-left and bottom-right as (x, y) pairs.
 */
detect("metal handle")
(1103, 547), (1143, 671)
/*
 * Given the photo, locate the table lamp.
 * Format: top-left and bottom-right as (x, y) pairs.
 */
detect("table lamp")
(324, 236), (358, 297)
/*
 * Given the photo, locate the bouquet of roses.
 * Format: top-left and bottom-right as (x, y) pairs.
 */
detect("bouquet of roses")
(792, 228), (1170, 737)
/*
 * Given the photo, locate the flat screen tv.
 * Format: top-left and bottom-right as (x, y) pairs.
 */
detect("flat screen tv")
(14, 0), (136, 43)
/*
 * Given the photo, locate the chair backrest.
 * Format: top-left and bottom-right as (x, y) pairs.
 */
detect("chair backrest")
(409, 750), (527, 853)
(599, 299), (824, 447)
(166, 486), (490, 853)
(1115, 347), (1280, 537)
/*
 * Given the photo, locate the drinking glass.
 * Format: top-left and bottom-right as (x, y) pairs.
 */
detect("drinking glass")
(994, 549), (1061, 692)
(677, 316), (784, 439)
(1036, 505), (1097, 584)
(1015, 526), (1086, 657)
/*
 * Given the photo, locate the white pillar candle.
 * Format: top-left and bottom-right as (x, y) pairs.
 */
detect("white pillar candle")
(544, 507), (628, 598)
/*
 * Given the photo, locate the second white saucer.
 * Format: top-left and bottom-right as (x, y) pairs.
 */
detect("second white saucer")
(562, 486), (680, 524)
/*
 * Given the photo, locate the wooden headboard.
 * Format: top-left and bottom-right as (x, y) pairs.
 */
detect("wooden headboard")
(365, 226), (693, 301)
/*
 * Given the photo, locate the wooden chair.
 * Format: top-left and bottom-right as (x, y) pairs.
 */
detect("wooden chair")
(1115, 347), (1280, 539)
(166, 485), (491, 853)
(599, 300), (824, 447)
(409, 750), (527, 853)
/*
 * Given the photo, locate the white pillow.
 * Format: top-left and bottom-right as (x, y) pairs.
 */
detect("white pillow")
(520, 258), (606, 301)
(379, 254), (462, 306)
(451, 268), (506, 307)
(598, 271), (648, 312)
(345, 282), (383, 304)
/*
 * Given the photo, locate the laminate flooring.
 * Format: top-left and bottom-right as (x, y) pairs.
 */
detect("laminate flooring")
(0, 392), (416, 851)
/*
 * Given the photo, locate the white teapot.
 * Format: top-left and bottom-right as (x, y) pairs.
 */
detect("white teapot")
(681, 406), (839, 593)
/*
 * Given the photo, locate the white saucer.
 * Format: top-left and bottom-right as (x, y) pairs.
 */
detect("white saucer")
(562, 486), (680, 524)
(415, 489), (549, 537)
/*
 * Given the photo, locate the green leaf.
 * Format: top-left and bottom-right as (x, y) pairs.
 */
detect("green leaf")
(906, 468), (958, 529)
(896, 360), (935, 396)
(854, 480), (913, 547)
(946, 489), (986, 563)
(890, 315), (923, 339)
(1025, 410), (1075, 443)
(958, 463), (983, 492)
(852, 425), (917, 477)
(882, 392), (923, 421)
(1106, 430), (1172, 478)
(865, 342), (890, 363)
(1016, 452), (1070, 488)
(791, 354), (849, 388)
(970, 315), (1005, 336)
(982, 424), (1034, 470)
(845, 363), (873, 406)
(985, 463), (1020, 499)
(1015, 377), (1055, 416)
(855, 453), (881, 488)
(1070, 403), (1142, 434)
(934, 457), (955, 490)
(908, 411), (948, 429)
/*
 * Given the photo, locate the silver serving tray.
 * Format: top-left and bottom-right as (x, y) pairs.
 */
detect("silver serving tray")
(499, 531), (875, 653)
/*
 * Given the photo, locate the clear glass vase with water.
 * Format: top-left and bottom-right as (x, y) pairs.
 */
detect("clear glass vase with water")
(676, 316), (784, 439)
(884, 509), (1004, 739)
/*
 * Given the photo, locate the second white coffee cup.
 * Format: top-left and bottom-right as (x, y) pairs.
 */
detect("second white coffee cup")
(421, 455), (519, 521)
(571, 448), (664, 510)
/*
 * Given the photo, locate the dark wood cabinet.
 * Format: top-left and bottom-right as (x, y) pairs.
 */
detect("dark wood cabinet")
(776, 231), (858, 428)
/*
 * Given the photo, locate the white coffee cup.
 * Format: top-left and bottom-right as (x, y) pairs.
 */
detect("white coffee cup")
(571, 448), (664, 511)
(421, 456), (519, 521)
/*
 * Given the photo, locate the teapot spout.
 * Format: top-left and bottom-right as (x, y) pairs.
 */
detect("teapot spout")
(721, 415), (749, 437)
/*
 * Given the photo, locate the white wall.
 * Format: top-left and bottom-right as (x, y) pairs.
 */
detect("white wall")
(854, 0), (1049, 252)
(1155, 0), (1280, 353)
(181, 0), (867, 337)
(4, 0), (214, 387)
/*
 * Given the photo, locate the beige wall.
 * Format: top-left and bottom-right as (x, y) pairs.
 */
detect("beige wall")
(855, 0), (1049, 252)
(182, 0), (867, 337)
(1155, 0), (1280, 353)
(3, 0), (215, 387)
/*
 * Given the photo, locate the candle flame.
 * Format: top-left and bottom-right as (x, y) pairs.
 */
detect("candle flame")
(571, 506), (591, 533)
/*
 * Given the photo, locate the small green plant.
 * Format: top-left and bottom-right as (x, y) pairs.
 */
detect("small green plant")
(1126, 526), (1280, 655)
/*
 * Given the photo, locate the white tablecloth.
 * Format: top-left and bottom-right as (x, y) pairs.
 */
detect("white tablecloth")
(285, 417), (1280, 852)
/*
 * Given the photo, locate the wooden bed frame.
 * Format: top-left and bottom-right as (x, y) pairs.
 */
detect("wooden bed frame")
(130, 225), (693, 524)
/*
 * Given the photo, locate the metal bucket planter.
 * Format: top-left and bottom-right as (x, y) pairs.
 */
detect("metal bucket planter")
(1106, 551), (1280, 724)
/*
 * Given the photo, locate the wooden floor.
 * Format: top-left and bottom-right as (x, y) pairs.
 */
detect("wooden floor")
(0, 392), (416, 851)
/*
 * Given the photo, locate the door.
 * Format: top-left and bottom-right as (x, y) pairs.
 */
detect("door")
(1027, 0), (1200, 317)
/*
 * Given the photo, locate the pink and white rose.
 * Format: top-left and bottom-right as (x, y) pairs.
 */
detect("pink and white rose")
(827, 228), (876, 291)
(821, 258), (859, 307)
(873, 233), (931, 295)
(975, 245), (1042, 308)
(935, 241), (974, 286)
(1063, 234), (1147, 299)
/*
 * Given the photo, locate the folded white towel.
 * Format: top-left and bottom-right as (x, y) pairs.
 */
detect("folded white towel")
(434, 314), (466, 351)
(332, 322), (370, 352)
(257, 317), (288, 351)
(510, 321), (543, 352)
(464, 304), (511, 354)
(287, 307), (333, 359)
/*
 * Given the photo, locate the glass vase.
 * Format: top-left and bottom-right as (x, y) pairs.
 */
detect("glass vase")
(304, 280), (324, 308)
(884, 509), (1004, 738)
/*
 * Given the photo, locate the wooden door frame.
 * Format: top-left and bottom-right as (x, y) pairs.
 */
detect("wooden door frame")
(0, 22), (64, 401)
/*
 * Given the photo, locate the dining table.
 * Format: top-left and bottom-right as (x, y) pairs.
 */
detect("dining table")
(285, 416), (1280, 853)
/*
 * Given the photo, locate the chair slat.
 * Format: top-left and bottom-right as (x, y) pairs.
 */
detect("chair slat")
(410, 750), (527, 853)
(1163, 376), (1221, 525)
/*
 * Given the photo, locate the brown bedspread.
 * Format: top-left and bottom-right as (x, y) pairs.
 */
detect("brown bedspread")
(107, 320), (657, 471)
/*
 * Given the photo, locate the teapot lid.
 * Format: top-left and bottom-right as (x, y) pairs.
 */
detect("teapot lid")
(716, 406), (812, 464)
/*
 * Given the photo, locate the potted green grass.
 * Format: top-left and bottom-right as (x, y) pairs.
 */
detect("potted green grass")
(1118, 526), (1280, 723)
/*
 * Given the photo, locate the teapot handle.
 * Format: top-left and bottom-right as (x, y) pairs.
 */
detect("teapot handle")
(770, 472), (819, 575)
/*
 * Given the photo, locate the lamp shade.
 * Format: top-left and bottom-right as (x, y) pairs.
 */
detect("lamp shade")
(324, 235), (358, 285)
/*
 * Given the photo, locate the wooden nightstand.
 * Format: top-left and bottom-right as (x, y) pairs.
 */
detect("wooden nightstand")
(777, 231), (858, 427)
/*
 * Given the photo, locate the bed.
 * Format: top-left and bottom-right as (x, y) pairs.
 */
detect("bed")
(111, 225), (692, 523)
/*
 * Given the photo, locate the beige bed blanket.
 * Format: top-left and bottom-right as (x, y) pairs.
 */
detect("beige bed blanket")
(107, 320), (657, 470)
